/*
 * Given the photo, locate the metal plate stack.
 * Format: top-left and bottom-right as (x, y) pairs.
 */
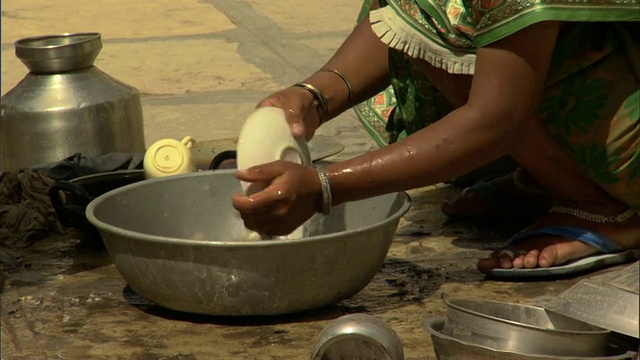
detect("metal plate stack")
(423, 262), (639, 360)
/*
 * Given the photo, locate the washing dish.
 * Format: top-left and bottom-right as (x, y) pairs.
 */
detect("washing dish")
(423, 318), (636, 360)
(236, 106), (311, 195)
(85, 170), (411, 315)
(310, 314), (404, 360)
(442, 298), (610, 357)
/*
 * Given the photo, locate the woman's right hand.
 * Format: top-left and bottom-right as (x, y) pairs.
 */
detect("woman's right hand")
(257, 86), (322, 141)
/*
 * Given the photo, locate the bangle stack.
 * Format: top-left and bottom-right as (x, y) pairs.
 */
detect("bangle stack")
(293, 69), (353, 126)
(293, 82), (329, 125)
(314, 165), (332, 215)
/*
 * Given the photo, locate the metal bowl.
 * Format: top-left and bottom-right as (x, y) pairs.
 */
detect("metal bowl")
(15, 33), (102, 73)
(86, 170), (411, 316)
(310, 314), (404, 360)
(443, 299), (610, 357)
(424, 318), (636, 360)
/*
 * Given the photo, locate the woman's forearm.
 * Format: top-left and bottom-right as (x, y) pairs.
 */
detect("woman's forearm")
(325, 105), (527, 205)
(303, 16), (391, 121)
(323, 19), (561, 205)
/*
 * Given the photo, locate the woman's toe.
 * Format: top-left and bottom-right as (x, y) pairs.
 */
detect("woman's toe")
(498, 251), (515, 269)
(524, 249), (541, 268)
(538, 245), (561, 268)
(511, 254), (527, 268)
(477, 255), (499, 273)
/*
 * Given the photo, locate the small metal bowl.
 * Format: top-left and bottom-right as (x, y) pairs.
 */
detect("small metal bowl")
(424, 318), (636, 360)
(15, 33), (102, 73)
(310, 314), (404, 360)
(443, 299), (610, 357)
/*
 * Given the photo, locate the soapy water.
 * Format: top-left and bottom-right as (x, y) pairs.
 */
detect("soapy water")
(241, 213), (327, 241)
(188, 213), (330, 242)
(188, 202), (347, 242)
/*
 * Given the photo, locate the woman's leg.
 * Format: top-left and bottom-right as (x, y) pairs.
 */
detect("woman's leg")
(410, 41), (640, 271)
(476, 23), (640, 270)
(440, 169), (553, 221)
(477, 116), (640, 271)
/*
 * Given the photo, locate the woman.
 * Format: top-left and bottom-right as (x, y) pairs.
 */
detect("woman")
(231, 0), (640, 274)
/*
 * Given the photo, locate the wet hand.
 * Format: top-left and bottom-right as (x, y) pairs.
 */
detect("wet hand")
(258, 87), (322, 141)
(232, 161), (322, 236)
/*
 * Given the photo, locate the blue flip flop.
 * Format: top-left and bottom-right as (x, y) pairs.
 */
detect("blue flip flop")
(487, 226), (640, 279)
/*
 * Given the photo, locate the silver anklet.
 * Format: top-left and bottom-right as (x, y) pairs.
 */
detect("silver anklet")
(550, 206), (636, 223)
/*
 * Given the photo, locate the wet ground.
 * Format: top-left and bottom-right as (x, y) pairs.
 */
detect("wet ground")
(1, 0), (638, 359)
(1, 182), (610, 359)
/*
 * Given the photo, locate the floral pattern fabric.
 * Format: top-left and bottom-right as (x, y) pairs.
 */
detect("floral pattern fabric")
(353, 0), (640, 207)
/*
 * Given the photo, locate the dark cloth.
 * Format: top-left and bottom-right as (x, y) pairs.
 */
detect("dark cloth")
(0, 171), (62, 255)
(30, 152), (144, 181)
(0, 152), (144, 261)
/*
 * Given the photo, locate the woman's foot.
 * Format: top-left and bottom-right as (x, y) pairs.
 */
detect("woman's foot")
(477, 207), (640, 273)
(441, 169), (553, 220)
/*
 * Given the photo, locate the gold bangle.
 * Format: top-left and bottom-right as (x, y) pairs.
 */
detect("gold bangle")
(319, 68), (353, 102)
(293, 82), (329, 124)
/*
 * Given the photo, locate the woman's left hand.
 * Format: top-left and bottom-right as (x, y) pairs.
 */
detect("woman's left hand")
(232, 161), (322, 236)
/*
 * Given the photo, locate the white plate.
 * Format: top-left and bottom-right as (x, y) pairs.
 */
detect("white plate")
(236, 107), (312, 240)
(236, 106), (311, 195)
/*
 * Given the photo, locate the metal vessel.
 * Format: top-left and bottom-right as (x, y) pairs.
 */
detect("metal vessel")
(310, 314), (405, 360)
(85, 170), (411, 316)
(1, 33), (145, 172)
(442, 298), (609, 357)
(423, 318), (636, 360)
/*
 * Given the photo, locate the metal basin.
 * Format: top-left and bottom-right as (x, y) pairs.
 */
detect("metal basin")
(86, 170), (411, 316)
(424, 318), (636, 360)
(443, 299), (610, 357)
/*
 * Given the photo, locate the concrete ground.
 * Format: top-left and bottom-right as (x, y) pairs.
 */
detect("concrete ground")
(1, 1), (637, 359)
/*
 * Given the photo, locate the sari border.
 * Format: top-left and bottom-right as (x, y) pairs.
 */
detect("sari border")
(353, 103), (392, 148)
(475, 6), (640, 47)
(370, 6), (477, 75)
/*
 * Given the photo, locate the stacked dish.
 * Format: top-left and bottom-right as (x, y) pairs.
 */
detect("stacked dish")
(423, 298), (637, 360)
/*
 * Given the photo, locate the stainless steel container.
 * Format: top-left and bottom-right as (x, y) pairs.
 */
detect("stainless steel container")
(310, 314), (405, 360)
(442, 298), (610, 357)
(423, 318), (636, 360)
(1, 33), (145, 172)
(86, 170), (411, 316)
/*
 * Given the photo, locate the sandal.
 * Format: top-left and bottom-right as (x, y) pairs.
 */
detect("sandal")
(486, 207), (640, 279)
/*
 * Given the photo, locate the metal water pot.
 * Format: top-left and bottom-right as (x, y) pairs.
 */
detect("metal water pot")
(0, 33), (146, 172)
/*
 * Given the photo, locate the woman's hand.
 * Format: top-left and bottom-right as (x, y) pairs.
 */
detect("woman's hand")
(258, 86), (322, 141)
(232, 161), (322, 236)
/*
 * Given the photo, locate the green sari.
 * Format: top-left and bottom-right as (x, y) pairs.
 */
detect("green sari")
(354, 0), (640, 208)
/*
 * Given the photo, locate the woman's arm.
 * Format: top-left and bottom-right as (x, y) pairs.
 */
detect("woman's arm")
(326, 21), (561, 205)
(303, 15), (392, 121)
(257, 13), (391, 140)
